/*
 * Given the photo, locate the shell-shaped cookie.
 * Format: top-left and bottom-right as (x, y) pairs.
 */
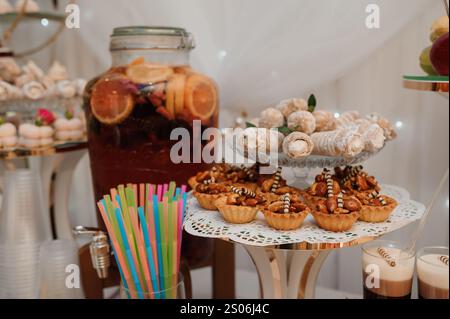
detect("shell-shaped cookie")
(287, 111), (316, 134)
(259, 108), (284, 128)
(22, 81), (46, 100)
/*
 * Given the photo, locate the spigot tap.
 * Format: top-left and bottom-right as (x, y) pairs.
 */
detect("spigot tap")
(73, 226), (111, 279)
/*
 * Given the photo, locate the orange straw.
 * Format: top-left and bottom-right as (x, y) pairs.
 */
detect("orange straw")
(129, 207), (153, 297)
(97, 201), (137, 299)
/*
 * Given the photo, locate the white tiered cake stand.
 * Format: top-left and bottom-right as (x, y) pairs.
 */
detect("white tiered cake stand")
(184, 148), (426, 299)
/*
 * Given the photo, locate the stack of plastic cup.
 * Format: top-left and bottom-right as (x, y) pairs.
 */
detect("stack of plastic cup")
(38, 240), (84, 299)
(0, 169), (51, 299)
(0, 243), (42, 298)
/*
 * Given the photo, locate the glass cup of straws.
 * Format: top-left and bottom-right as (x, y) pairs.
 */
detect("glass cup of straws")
(362, 240), (415, 299)
(120, 273), (185, 299)
(416, 246), (449, 299)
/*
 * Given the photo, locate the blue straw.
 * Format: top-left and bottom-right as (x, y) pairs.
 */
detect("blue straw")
(182, 192), (188, 224)
(115, 208), (144, 299)
(152, 194), (165, 296)
(115, 194), (124, 211)
(138, 207), (160, 298)
(111, 244), (130, 299)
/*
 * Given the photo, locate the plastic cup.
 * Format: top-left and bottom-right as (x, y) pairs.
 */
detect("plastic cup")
(38, 240), (84, 299)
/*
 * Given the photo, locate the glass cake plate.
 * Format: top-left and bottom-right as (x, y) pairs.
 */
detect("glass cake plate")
(229, 140), (385, 169)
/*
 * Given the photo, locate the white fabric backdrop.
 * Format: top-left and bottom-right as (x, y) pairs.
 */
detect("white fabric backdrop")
(6, 0), (448, 296)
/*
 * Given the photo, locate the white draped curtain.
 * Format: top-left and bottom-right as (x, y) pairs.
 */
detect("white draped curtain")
(6, 0), (448, 296)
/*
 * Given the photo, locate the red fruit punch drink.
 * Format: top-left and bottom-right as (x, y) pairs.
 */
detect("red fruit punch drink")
(83, 27), (218, 265)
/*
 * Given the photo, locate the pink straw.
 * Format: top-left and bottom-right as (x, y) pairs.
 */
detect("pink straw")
(157, 185), (162, 202)
(177, 198), (183, 270)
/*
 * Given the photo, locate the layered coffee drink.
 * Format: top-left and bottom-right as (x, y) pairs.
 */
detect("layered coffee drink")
(362, 241), (415, 299)
(417, 247), (449, 299)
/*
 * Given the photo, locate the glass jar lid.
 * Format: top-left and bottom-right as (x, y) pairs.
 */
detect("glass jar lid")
(110, 26), (195, 51)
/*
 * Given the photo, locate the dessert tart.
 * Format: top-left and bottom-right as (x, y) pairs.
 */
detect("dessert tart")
(215, 186), (266, 224)
(356, 191), (398, 223)
(303, 168), (341, 208)
(333, 165), (397, 222)
(257, 167), (291, 203)
(193, 182), (229, 211)
(334, 165), (381, 196)
(188, 163), (232, 189)
(262, 193), (310, 230)
(310, 193), (361, 232)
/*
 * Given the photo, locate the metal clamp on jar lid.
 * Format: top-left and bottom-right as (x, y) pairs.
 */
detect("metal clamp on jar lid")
(110, 26), (195, 51)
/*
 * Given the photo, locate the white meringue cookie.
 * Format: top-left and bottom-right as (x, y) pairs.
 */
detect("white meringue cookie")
(0, 0), (13, 14)
(0, 57), (21, 83)
(19, 123), (40, 139)
(14, 73), (35, 88)
(24, 61), (45, 80)
(67, 118), (82, 130)
(15, 0), (39, 13)
(55, 131), (71, 141)
(0, 80), (22, 100)
(19, 137), (40, 148)
(47, 61), (69, 82)
(40, 138), (53, 146)
(0, 122), (17, 137)
(39, 126), (54, 138)
(56, 80), (77, 98)
(54, 118), (70, 130)
(1, 135), (18, 147)
(69, 130), (83, 140)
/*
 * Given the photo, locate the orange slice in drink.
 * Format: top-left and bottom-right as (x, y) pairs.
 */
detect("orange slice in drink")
(126, 63), (174, 84)
(174, 65), (194, 75)
(184, 74), (217, 121)
(166, 74), (187, 116)
(165, 78), (176, 118)
(129, 56), (145, 66)
(90, 77), (135, 125)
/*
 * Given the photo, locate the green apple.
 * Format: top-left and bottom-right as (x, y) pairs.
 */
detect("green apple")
(420, 46), (438, 75)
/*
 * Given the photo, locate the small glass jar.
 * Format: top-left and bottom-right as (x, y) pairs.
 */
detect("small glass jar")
(120, 273), (185, 299)
(361, 240), (415, 299)
(84, 26), (218, 266)
(416, 246), (449, 299)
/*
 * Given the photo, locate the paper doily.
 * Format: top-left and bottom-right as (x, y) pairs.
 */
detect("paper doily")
(184, 185), (424, 247)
